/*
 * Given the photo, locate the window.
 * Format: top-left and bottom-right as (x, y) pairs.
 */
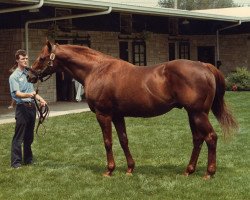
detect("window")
(169, 42), (176, 61)
(197, 46), (215, 65)
(132, 41), (146, 66)
(120, 14), (132, 34)
(168, 18), (179, 36)
(119, 41), (129, 61)
(179, 42), (190, 59)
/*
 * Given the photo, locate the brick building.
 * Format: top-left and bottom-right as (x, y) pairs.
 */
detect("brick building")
(0, 0), (249, 105)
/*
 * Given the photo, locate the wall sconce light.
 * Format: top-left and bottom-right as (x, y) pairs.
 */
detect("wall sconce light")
(182, 19), (190, 25)
(29, 8), (39, 13)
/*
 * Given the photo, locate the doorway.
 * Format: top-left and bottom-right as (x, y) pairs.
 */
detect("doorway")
(169, 42), (176, 61)
(119, 41), (129, 61)
(55, 40), (74, 101)
(197, 46), (215, 65)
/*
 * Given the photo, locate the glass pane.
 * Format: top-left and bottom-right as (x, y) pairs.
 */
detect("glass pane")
(140, 54), (144, 61)
(135, 54), (139, 62)
(134, 45), (139, 53)
(140, 45), (144, 52)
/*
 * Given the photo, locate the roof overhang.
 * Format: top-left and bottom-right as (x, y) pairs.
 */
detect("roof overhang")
(1, 0), (250, 22)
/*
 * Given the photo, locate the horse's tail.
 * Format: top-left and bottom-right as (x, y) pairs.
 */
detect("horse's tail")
(206, 63), (238, 136)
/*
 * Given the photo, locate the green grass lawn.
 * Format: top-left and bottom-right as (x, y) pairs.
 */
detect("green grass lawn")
(0, 92), (249, 200)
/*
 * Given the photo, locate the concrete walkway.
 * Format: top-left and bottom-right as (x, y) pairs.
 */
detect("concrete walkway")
(0, 101), (90, 125)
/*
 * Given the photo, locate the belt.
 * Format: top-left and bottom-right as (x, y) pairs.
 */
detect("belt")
(18, 101), (35, 107)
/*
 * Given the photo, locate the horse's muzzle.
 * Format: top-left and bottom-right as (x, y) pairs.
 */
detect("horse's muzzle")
(27, 72), (38, 83)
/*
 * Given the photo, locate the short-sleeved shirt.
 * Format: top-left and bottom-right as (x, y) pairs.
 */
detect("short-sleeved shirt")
(9, 67), (34, 104)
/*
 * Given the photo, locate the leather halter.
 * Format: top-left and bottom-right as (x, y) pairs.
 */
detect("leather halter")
(38, 45), (56, 82)
(28, 45), (57, 82)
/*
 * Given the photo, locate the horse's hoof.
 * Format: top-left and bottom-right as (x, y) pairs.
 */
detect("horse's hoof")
(183, 172), (190, 177)
(103, 171), (112, 177)
(203, 174), (213, 180)
(126, 168), (133, 175)
(126, 172), (133, 176)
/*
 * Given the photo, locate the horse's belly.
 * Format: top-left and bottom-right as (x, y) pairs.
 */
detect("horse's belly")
(118, 101), (175, 117)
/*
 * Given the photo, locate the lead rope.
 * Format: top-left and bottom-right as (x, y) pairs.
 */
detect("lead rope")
(33, 81), (50, 136)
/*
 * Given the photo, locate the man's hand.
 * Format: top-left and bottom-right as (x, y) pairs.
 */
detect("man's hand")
(35, 94), (47, 107)
(29, 91), (36, 98)
(39, 99), (47, 107)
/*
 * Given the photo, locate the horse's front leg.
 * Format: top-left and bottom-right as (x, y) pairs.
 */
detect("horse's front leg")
(96, 112), (115, 176)
(113, 116), (135, 175)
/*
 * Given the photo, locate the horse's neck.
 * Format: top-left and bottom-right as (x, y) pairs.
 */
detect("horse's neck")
(57, 47), (102, 83)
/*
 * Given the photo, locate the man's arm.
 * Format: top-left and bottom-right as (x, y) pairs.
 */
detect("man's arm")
(15, 91), (47, 106)
(15, 91), (36, 99)
(34, 94), (47, 106)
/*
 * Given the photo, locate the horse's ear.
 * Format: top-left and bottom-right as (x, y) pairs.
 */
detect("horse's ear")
(46, 40), (52, 53)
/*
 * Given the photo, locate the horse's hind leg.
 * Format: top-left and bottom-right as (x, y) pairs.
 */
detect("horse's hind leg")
(184, 112), (205, 176)
(113, 116), (135, 175)
(96, 112), (115, 176)
(185, 112), (218, 179)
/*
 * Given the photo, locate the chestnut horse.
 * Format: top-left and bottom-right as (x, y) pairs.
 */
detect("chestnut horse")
(27, 41), (237, 179)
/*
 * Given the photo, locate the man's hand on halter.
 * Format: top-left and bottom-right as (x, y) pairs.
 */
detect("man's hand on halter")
(26, 91), (47, 107)
(38, 98), (47, 107)
(35, 94), (47, 107)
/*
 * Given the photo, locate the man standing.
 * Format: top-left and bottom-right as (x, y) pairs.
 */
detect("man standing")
(9, 49), (47, 168)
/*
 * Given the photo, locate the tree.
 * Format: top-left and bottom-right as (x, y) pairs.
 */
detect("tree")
(158, 0), (237, 10)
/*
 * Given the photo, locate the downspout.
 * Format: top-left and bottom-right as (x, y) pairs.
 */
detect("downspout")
(216, 20), (242, 67)
(174, 0), (178, 9)
(0, 0), (44, 14)
(25, 6), (112, 55)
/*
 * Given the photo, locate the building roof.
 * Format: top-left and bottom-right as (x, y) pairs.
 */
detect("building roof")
(194, 7), (250, 21)
(1, 0), (250, 22)
(90, 0), (160, 8)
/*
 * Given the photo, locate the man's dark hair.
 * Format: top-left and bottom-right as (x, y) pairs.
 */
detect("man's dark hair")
(10, 49), (27, 72)
(15, 49), (27, 60)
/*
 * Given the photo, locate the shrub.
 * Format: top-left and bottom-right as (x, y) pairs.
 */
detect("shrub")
(226, 67), (250, 91)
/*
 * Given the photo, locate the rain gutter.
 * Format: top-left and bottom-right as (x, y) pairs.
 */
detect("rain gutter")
(0, 0), (44, 14)
(7, 0), (242, 22)
(25, 6), (112, 55)
(216, 20), (242, 63)
(45, 0), (240, 22)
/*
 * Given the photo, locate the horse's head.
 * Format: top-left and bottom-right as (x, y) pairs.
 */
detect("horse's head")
(27, 40), (57, 83)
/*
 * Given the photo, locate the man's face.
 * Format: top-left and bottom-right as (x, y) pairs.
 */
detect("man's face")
(17, 55), (29, 68)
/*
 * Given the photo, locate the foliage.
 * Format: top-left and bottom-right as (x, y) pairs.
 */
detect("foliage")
(0, 92), (249, 200)
(226, 67), (250, 91)
(158, 0), (236, 10)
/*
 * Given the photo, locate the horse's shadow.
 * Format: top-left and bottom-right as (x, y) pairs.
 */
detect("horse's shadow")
(36, 160), (204, 177)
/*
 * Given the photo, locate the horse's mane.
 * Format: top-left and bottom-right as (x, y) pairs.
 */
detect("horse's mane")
(61, 44), (114, 60)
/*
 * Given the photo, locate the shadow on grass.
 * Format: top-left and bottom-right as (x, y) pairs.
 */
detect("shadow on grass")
(36, 160), (212, 178)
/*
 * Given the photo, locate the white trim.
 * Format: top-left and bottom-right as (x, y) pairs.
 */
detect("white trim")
(0, 0), (43, 14)
(4, 0), (250, 22)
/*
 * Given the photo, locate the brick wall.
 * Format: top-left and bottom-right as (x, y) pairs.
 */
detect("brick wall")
(146, 33), (168, 65)
(219, 34), (249, 73)
(0, 29), (56, 106)
(0, 29), (22, 106)
(28, 29), (57, 103)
